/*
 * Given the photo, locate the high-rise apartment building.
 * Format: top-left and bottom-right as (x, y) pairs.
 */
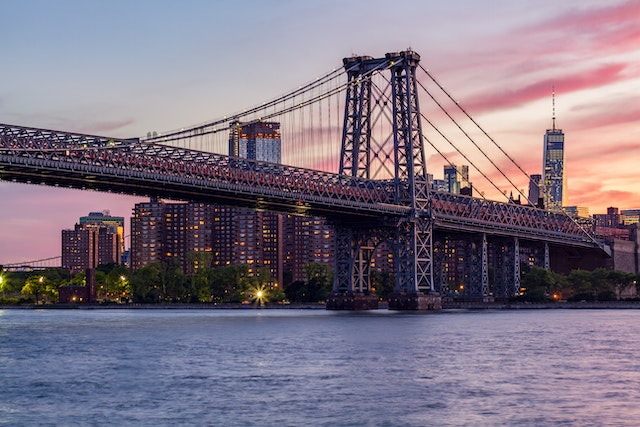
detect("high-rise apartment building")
(282, 214), (334, 283)
(130, 198), (165, 270)
(542, 91), (566, 212)
(229, 121), (281, 163)
(130, 121), (339, 287)
(62, 211), (123, 273)
(130, 199), (217, 273)
(79, 210), (126, 255)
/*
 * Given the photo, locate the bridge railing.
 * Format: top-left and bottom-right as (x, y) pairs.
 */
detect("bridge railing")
(0, 123), (400, 213)
(0, 123), (601, 247)
(430, 191), (596, 245)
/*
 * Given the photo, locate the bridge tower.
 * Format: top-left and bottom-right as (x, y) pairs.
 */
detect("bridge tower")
(327, 50), (440, 310)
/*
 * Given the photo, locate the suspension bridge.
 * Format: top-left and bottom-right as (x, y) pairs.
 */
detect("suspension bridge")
(0, 50), (606, 309)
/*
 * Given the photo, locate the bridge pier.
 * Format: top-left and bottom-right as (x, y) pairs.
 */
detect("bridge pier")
(388, 292), (442, 310)
(326, 292), (379, 310)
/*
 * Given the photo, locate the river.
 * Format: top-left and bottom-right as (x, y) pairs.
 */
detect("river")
(1, 308), (639, 426)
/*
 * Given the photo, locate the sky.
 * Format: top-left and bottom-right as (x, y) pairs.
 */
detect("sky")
(1, 0), (639, 264)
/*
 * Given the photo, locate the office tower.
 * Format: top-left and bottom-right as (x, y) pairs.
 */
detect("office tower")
(443, 164), (470, 194)
(62, 211), (122, 273)
(542, 90), (566, 212)
(564, 206), (589, 218)
(432, 179), (448, 192)
(528, 174), (542, 207)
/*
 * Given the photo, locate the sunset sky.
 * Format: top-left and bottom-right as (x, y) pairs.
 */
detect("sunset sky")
(1, 0), (639, 264)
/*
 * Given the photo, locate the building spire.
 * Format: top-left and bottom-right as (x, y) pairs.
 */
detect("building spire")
(552, 85), (556, 131)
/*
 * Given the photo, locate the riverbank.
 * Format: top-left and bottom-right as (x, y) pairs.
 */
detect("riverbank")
(3, 301), (640, 310)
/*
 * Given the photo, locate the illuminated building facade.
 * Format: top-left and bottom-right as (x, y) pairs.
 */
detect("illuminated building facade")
(444, 164), (470, 194)
(282, 214), (334, 283)
(131, 199), (218, 273)
(542, 91), (566, 212)
(62, 211), (123, 273)
(229, 121), (281, 163)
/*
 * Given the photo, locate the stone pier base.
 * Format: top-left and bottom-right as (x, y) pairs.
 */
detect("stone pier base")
(326, 293), (379, 310)
(387, 292), (442, 310)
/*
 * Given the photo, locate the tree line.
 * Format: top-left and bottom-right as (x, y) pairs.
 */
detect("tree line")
(1, 261), (638, 305)
(519, 266), (639, 302)
(0, 258), (334, 305)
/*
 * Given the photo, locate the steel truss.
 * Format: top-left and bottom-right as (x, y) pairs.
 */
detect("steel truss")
(491, 237), (521, 299)
(335, 51), (434, 297)
(0, 123), (399, 218)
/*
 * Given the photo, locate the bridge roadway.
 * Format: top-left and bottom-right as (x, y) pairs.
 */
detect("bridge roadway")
(0, 123), (599, 250)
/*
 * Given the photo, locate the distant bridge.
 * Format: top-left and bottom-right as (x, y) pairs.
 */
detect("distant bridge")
(2, 256), (62, 272)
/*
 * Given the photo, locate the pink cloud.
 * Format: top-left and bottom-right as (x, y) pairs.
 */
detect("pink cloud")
(463, 63), (629, 114)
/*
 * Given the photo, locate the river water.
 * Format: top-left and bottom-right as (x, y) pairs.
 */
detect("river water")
(1, 308), (639, 426)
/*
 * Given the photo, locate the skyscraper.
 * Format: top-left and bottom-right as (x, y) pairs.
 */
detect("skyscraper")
(542, 89), (566, 212)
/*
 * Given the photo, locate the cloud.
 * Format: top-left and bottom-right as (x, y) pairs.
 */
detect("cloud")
(567, 99), (640, 130)
(462, 63), (629, 114)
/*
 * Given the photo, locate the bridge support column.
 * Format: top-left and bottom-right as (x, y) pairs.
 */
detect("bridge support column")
(388, 217), (441, 310)
(544, 241), (550, 270)
(326, 225), (379, 310)
(482, 233), (490, 299)
(492, 237), (521, 300)
(464, 233), (487, 300)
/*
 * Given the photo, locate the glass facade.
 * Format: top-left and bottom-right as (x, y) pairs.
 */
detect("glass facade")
(542, 129), (566, 212)
(229, 121), (281, 163)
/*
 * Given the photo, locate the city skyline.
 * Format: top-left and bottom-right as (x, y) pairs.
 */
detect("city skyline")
(1, 0), (639, 263)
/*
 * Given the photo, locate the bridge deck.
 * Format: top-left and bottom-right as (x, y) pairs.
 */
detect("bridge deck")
(1, 123), (600, 249)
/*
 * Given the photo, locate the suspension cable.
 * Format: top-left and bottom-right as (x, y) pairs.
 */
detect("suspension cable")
(146, 67), (347, 142)
(417, 77), (532, 205)
(420, 65), (532, 182)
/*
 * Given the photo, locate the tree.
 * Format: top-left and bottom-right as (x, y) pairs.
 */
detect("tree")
(21, 276), (46, 304)
(130, 263), (162, 303)
(284, 263), (333, 303)
(566, 270), (595, 301)
(520, 266), (561, 302)
(304, 262), (333, 302)
(605, 270), (636, 300)
(371, 269), (395, 300)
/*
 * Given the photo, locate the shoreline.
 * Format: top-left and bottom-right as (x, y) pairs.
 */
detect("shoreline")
(3, 301), (640, 310)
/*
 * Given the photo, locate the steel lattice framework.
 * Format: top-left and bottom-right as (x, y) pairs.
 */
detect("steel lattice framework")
(0, 124), (600, 240)
(0, 123), (399, 219)
(0, 50), (605, 308)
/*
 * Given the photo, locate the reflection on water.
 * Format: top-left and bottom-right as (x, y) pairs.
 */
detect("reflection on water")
(1, 308), (640, 426)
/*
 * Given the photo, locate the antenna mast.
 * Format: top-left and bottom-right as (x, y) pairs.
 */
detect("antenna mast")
(552, 85), (556, 130)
